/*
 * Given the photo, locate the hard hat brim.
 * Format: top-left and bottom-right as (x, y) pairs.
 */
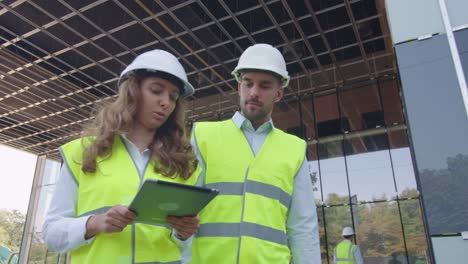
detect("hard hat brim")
(118, 69), (195, 98)
(232, 66), (290, 88)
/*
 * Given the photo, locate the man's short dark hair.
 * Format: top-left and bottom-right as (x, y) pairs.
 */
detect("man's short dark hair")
(343, 235), (354, 240)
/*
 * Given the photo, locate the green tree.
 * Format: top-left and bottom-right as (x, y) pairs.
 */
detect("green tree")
(0, 209), (25, 251)
(0, 226), (10, 245)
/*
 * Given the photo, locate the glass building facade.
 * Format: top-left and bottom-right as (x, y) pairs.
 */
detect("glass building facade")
(271, 77), (429, 263)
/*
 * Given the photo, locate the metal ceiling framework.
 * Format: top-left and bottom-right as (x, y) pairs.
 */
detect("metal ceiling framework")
(0, 0), (395, 160)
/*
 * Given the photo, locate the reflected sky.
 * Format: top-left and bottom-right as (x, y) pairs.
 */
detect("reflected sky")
(309, 147), (418, 204)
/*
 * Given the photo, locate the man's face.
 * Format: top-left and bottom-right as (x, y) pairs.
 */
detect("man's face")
(238, 71), (283, 127)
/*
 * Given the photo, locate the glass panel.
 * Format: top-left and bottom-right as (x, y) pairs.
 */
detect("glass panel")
(400, 199), (430, 263)
(308, 145), (322, 204)
(454, 28), (468, 82)
(324, 205), (352, 263)
(356, 202), (407, 264)
(380, 79), (405, 126)
(319, 140), (349, 205)
(314, 92), (341, 138)
(272, 100), (302, 138)
(301, 96), (316, 141)
(314, 92), (349, 205)
(388, 129), (419, 199)
(317, 207), (328, 264)
(432, 236), (468, 264)
(385, 0), (444, 44)
(396, 34), (468, 234)
(446, 2), (468, 29)
(339, 84), (383, 132)
(345, 134), (397, 203)
(28, 159), (64, 263)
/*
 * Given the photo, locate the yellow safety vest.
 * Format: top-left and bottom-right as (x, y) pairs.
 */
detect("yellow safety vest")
(191, 120), (306, 264)
(60, 136), (199, 264)
(335, 241), (356, 264)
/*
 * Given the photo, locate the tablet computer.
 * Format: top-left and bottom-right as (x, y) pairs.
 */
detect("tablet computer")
(129, 179), (219, 224)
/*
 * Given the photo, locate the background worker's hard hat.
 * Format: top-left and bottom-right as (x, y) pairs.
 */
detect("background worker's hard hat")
(232, 43), (290, 88)
(342, 226), (355, 236)
(118, 49), (195, 97)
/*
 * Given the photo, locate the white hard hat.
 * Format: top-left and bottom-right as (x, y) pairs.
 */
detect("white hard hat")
(232, 43), (290, 88)
(342, 227), (355, 236)
(118, 49), (194, 97)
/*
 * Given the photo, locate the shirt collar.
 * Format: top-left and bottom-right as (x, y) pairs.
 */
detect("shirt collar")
(120, 134), (151, 154)
(232, 111), (274, 132)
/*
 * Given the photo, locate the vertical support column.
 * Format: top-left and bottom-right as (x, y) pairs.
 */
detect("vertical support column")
(18, 155), (47, 264)
(438, 0), (468, 118)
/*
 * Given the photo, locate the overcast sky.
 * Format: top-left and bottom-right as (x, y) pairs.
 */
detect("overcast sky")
(0, 144), (36, 214)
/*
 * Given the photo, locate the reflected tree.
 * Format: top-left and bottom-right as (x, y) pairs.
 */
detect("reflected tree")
(420, 154), (468, 234)
(319, 189), (428, 263)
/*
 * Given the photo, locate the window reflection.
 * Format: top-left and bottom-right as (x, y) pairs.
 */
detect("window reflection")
(28, 158), (65, 263)
(388, 129), (418, 198)
(324, 205), (353, 263)
(301, 97), (316, 141)
(345, 134), (397, 202)
(339, 85), (383, 132)
(454, 29), (468, 81)
(355, 202), (407, 263)
(308, 145), (322, 204)
(317, 207), (328, 263)
(272, 100), (302, 138)
(314, 92), (341, 137)
(319, 140), (349, 205)
(400, 199), (429, 263)
(380, 79), (405, 126)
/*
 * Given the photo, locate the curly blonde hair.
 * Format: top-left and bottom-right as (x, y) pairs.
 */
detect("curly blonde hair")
(80, 74), (197, 180)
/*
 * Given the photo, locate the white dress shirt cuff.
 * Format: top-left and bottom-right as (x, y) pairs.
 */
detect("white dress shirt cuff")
(171, 230), (192, 248)
(70, 215), (95, 248)
(171, 230), (193, 264)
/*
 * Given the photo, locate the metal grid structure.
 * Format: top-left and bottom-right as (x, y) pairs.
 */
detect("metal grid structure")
(0, 0), (394, 159)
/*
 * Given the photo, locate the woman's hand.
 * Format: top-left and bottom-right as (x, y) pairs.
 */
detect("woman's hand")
(167, 215), (200, 241)
(85, 205), (137, 239)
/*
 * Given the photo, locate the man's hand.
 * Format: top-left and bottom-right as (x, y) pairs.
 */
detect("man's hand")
(167, 215), (200, 240)
(85, 205), (137, 239)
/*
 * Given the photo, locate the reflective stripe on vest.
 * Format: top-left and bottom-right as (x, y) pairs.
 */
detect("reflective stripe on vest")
(191, 120), (305, 264)
(335, 241), (356, 264)
(204, 181), (292, 208)
(61, 136), (198, 264)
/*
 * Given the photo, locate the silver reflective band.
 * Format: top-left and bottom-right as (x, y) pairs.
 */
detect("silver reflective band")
(246, 180), (291, 208)
(137, 261), (181, 264)
(206, 182), (243, 195)
(79, 206), (112, 217)
(336, 258), (355, 261)
(206, 180), (291, 208)
(196, 222), (287, 246)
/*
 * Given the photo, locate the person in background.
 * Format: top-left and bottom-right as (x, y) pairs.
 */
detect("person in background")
(43, 49), (200, 264)
(334, 226), (364, 264)
(190, 43), (321, 263)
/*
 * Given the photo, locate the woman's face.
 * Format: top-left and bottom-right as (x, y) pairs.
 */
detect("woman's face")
(135, 76), (180, 131)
